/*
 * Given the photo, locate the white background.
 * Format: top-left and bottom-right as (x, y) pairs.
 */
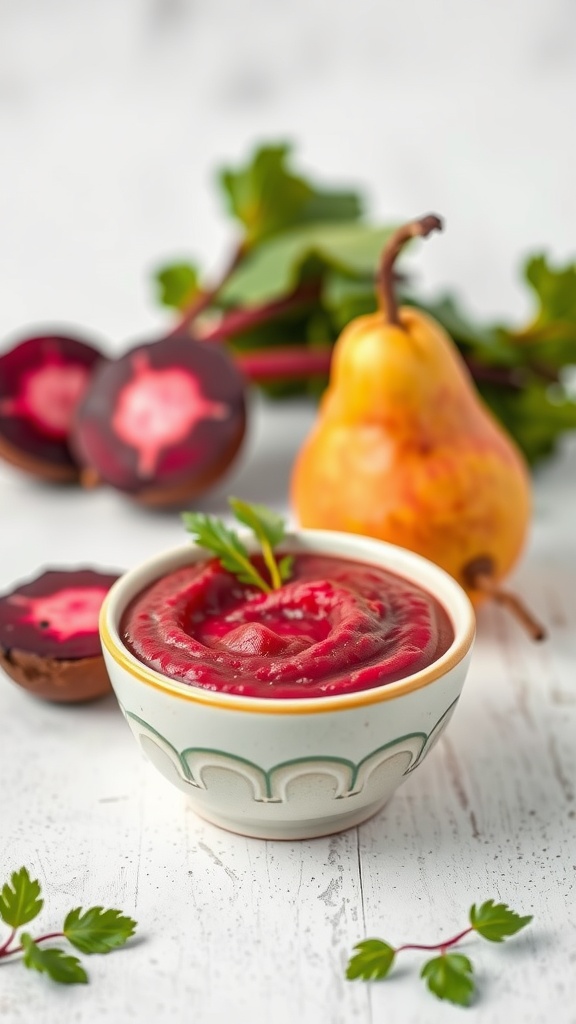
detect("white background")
(1, 0), (576, 345)
(1, 3), (575, 1022)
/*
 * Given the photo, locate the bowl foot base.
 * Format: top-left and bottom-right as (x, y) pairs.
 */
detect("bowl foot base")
(188, 797), (391, 840)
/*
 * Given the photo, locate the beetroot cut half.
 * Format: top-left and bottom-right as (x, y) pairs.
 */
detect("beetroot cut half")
(72, 334), (247, 507)
(0, 568), (120, 703)
(0, 334), (105, 482)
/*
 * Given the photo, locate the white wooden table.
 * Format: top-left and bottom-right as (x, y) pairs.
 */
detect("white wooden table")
(0, 398), (575, 1024)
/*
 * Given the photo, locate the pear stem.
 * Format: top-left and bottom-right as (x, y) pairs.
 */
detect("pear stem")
(377, 214), (444, 325)
(463, 557), (547, 641)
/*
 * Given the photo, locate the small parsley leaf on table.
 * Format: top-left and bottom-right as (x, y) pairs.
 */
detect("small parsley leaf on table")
(469, 900), (533, 942)
(346, 939), (396, 981)
(346, 897), (533, 1007)
(63, 907), (136, 955)
(0, 867), (43, 929)
(0, 866), (137, 987)
(421, 953), (475, 1007)
(21, 933), (88, 986)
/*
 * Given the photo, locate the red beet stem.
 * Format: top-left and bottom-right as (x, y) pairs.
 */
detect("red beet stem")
(170, 243), (246, 337)
(200, 282), (322, 343)
(237, 347), (332, 382)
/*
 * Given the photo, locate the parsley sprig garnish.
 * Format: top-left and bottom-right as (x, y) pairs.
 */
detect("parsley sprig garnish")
(0, 867), (136, 986)
(346, 899), (532, 1007)
(182, 498), (293, 593)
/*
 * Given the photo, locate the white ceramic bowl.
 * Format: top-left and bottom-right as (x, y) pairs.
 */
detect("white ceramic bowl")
(100, 530), (475, 840)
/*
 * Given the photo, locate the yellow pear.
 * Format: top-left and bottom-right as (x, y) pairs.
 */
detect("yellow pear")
(292, 216), (542, 635)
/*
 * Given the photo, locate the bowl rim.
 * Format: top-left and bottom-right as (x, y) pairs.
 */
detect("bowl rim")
(100, 529), (476, 716)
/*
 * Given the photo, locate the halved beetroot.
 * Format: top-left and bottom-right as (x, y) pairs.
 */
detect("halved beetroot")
(0, 568), (119, 703)
(0, 334), (104, 482)
(71, 334), (247, 507)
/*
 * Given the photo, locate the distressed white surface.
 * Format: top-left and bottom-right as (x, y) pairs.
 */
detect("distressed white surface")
(1, 1), (576, 1021)
(0, 410), (575, 1024)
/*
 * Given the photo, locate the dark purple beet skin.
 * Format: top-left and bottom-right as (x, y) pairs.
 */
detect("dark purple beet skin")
(0, 568), (119, 660)
(0, 334), (104, 478)
(71, 335), (247, 504)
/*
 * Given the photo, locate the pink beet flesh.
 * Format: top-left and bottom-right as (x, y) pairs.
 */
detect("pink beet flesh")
(0, 335), (103, 470)
(0, 569), (119, 660)
(112, 352), (228, 477)
(73, 335), (246, 496)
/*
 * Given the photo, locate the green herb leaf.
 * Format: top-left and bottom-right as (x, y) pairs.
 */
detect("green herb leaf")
(469, 900), (532, 943)
(63, 906), (136, 955)
(21, 933), (88, 986)
(346, 939), (396, 981)
(277, 554), (294, 582)
(524, 253), (576, 330)
(228, 498), (291, 590)
(221, 222), (397, 307)
(510, 254), (576, 373)
(347, 899), (533, 1005)
(420, 953), (475, 1007)
(323, 271), (377, 329)
(0, 867), (138, 988)
(183, 502), (292, 592)
(300, 190), (362, 226)
(408, 287), (576, 464)
(228, 498), (286, 548)
(155, 262), (200, 310)
(218, 142), (362, 247)
(0, 867), (43, 928)
(477, 378), (576, 465)
(182, 511), (272, 592)
(219, 143), (311, 247)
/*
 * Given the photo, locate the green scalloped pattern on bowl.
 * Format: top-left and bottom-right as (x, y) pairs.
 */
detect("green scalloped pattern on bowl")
(119, 697), (458, 836)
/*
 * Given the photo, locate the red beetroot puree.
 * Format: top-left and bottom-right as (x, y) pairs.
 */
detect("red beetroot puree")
(121, 554), (454, 699)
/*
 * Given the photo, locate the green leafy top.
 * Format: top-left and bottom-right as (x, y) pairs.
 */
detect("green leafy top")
(218, 142), (362, 247)
(182, 498), (293, 593)
(153, 139), (576, 464)
(523, 253), (576, 331)
(155, 262), (201, 311)
(407, 262), (576, 464)
(220, 221), (397, 307)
